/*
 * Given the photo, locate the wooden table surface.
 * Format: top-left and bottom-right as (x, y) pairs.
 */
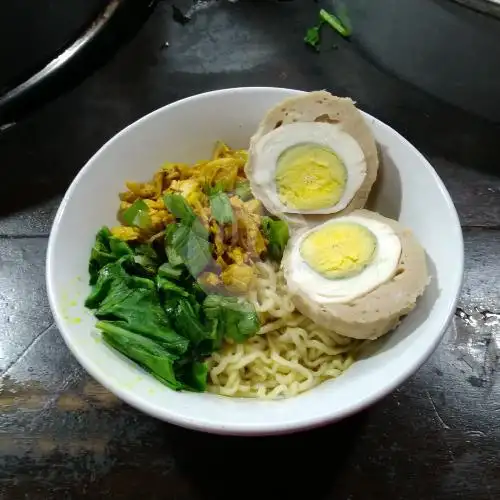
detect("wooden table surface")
(0, 2), (499, 499)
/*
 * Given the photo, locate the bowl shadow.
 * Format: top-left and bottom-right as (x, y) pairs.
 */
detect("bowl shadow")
(366, 143), (402, 220)
(168, 411), (368, 500)
(360, 141), (441, 359)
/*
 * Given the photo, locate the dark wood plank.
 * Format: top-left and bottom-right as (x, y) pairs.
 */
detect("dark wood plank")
(0, 229), (497, 499)
(0, 198), (60, 237)
(0, 238), (51, 373)
(434, 160), (500, 228)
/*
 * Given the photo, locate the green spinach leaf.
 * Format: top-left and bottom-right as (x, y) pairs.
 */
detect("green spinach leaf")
(88, 227), (134, 284)
(176, 361), (208, 392)
(173, 298), (214, 345)
(158, 262), (183, 280)
(157, 275), (213, 348)
(109, 237), (134, 259)
(164, 193), (208, 239)
(157, 275), (189, 298)
(96, 287), (189, 355)
(86, 258), (189, 355)
(86, 257), (152, 309)
(203, 295), (260, 343)
(97, 320), (183, 390)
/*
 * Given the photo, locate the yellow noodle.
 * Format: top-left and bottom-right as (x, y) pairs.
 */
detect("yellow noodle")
(207, 261), (363, 399)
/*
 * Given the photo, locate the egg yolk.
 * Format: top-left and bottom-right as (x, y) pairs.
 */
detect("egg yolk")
(275, 144), (347, 210)
(300, 222), (376, 279)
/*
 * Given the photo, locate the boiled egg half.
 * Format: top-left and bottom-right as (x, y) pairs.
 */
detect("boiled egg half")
(282, 209), (430, 340)
(246, 91), (379, 224)
(284, 212), (401, 304)
(250, 122), (367, 215)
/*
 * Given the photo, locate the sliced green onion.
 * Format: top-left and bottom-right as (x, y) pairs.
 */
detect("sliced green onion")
(319, 8), (352, 38)
(122, 199), (151, 229)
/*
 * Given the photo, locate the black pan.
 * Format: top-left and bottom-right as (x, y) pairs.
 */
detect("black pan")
(0, 0), (156, 126)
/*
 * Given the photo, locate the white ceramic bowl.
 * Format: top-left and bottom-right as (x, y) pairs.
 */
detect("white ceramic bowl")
(46, 87), (463, 435)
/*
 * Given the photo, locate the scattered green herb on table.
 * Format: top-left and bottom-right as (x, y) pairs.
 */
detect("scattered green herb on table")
(304, 24), (322, 51)
(319, 8), (352, 37)
(304, 8), (352, 51)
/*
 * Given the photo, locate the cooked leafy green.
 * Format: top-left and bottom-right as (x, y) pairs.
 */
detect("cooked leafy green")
(86, 204), (261, 392)
(234, 180), (253, 201)
(175, 361), (208, 392)
(209, 191), (235, 225)
(158, 262), (183, 280)
(122, 199), (152, 229)
(157, 275), (190, 299)
(203, 295), (260, 343)
(86, 253), (206, 390)
(128, 243), (160, 277)
(88, 261), (189, 356)
(172, 298), (215, 346)
(185, 277), (207, 305)
(86, 256), (153, 309)
(108, 237), (134, 259)
(88, 227), (133, 285)
(261, 217), (290, 262)
(98, 320), (183, 390)
(157, 277), (208, 352)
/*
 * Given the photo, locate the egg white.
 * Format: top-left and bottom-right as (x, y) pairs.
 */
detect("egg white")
(250, 122), (367, 215)
(284, 215), (402, 304)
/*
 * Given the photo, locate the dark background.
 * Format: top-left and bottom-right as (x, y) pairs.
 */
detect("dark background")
(0, 1), (499, 498)
(0, 0), (107, 93)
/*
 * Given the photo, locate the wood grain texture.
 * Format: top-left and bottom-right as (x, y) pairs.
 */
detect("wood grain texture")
(0, 1), (499, 499)
(0, 229), (497, 499)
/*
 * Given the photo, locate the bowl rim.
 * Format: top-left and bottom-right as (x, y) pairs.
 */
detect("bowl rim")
(46, 87), (464, 435)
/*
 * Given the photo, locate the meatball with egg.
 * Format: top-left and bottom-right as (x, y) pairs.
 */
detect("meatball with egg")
(282, 209), (430, 340)
(245, 91), (378, 226)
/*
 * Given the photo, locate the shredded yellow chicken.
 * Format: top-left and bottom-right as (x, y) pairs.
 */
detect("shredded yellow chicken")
(112, 141), (268, 294)
(221, 264), (255, 294)
(110, 226), (141, 241)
